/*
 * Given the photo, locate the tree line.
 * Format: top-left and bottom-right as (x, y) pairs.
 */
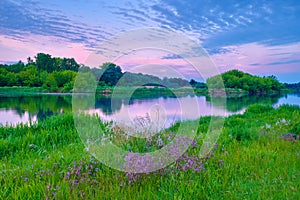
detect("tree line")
(0, 53), (79, 92)
(0, 53), (200, 92)
(0, 54), (289, 94)
(206, 69), (285, 94)
(285, 82), (300, 92)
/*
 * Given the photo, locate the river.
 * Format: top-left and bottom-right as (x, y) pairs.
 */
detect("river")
(0, 93), (300, 127)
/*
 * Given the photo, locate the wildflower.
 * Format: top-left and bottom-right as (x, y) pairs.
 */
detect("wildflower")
(191, 140), (197, 147)
(219, 159), (224, 167)
(157, 137), (164, 147)
(65, 171), (70, 179)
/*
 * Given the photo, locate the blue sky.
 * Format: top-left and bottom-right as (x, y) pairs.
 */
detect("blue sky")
(0, 0), (299, 82)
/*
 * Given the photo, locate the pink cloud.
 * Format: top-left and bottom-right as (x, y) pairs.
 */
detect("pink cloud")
(211, 42), (300, 75)
(0, 34), (91, 64)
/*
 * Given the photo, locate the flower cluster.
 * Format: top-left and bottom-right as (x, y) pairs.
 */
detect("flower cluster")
(279, 133), (300, 141)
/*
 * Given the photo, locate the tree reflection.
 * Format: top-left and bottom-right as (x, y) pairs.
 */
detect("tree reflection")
(206, 94), (283, 112)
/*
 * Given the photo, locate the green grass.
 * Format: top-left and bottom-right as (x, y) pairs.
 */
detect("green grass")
(0, 104), (299, 199)
(0, 86), (48, 97)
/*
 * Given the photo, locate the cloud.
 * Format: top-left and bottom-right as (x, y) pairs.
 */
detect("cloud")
(0, 0), (111, 49)
(161, 54), (182, 59)
(210, 41), (300, 82)
(0, 34), (91, 64)
(266, 59), (300, 66)
(0, 0), (299, 83)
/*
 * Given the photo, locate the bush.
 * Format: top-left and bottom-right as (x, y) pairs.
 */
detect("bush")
(245, 104), (273, 115)
(197, 116), (211, 134)
(276, 104), (300, 113)
(227, 125), (253, 141)
(290, 121), (300, 135)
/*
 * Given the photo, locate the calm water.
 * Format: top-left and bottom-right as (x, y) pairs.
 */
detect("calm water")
(0, 93), (300, 127)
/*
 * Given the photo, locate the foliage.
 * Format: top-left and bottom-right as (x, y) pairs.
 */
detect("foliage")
(244, 104), (274, 115)
(99, 62), (123, 86)
(35, 53), (79, 73)
(207, 69), (285, 94)
(189, 79), (207, 89)
(35, 53), (55, 72)
(18, 66), (40, 87)
(0, 105), (299, 199)
(1, 55), (195, 93)
(0, 55), (292, 96)
(73, 72), (97, 92)
(285, 82), (300, 91)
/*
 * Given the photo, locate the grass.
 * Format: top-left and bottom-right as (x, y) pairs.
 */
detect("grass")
(0, 87), (46, 96)
(0, 104), (299, 199)
(0, 86), (289, 100)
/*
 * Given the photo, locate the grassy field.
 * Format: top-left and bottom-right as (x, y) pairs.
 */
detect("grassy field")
(0, 104), (299, 199)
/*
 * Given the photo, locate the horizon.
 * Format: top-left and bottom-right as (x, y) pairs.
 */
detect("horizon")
(0, 0), (299, 83)
(1, 55), (299, 84)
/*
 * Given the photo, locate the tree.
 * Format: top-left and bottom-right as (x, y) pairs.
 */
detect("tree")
(206, 75), (224, 89)
(61, 58), (79, 71)
(18, 66), (40, 86)
(44, 74), (58, 91)
(0, 68), (8, 86)
(73, 72), (97, 92)
(8, 61), (25, 73)
(35, 53), (54, 72)
(52, 70), (76, 88)
(99, 62), (123, 86)
(6, 72), (18, 86)
(27, 57), (34, 65)
(207, 69), (284, 93)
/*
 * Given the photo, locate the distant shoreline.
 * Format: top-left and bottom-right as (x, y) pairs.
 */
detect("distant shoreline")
(0, 86), (290, 98)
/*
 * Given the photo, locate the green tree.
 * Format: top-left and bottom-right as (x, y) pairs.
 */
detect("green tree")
(18, 66), (40, 86)
(99, 63), (123, 86)
(6, 72), (18, 86)
(9, 61), (25, 73)
(52, 70), (76, 88)
(207, 69), (284, 93)
(73, 72), (97, 92)
(44, 74), (58, 91)
(61, 58), (79, 71)
(0, 68), (8, 86)
(206, 75), (224, 89)
(35, 53), (54, 72)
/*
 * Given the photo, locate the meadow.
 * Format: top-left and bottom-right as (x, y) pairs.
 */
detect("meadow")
(0, 104), (299, 199)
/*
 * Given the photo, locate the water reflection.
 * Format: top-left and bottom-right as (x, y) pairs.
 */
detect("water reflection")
(207, 95), (282, 112)
(0, 95), (72, 126)
(275, 92), (300, 107)
(0, 93), (300, 126)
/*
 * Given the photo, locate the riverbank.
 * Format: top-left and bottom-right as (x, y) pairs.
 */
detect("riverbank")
(0, 86), (289, 99)
(0, 104), (299, 199)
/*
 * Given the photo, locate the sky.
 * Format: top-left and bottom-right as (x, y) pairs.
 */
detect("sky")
(0, 0), (299, 82)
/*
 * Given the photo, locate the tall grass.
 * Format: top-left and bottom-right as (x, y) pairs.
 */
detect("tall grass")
(0, 104), (299, 199)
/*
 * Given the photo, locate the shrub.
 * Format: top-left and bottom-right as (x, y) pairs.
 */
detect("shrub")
(245, 104), (273, 115)
(290, 121), (300, 135)
(227, 125), (253, 141)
